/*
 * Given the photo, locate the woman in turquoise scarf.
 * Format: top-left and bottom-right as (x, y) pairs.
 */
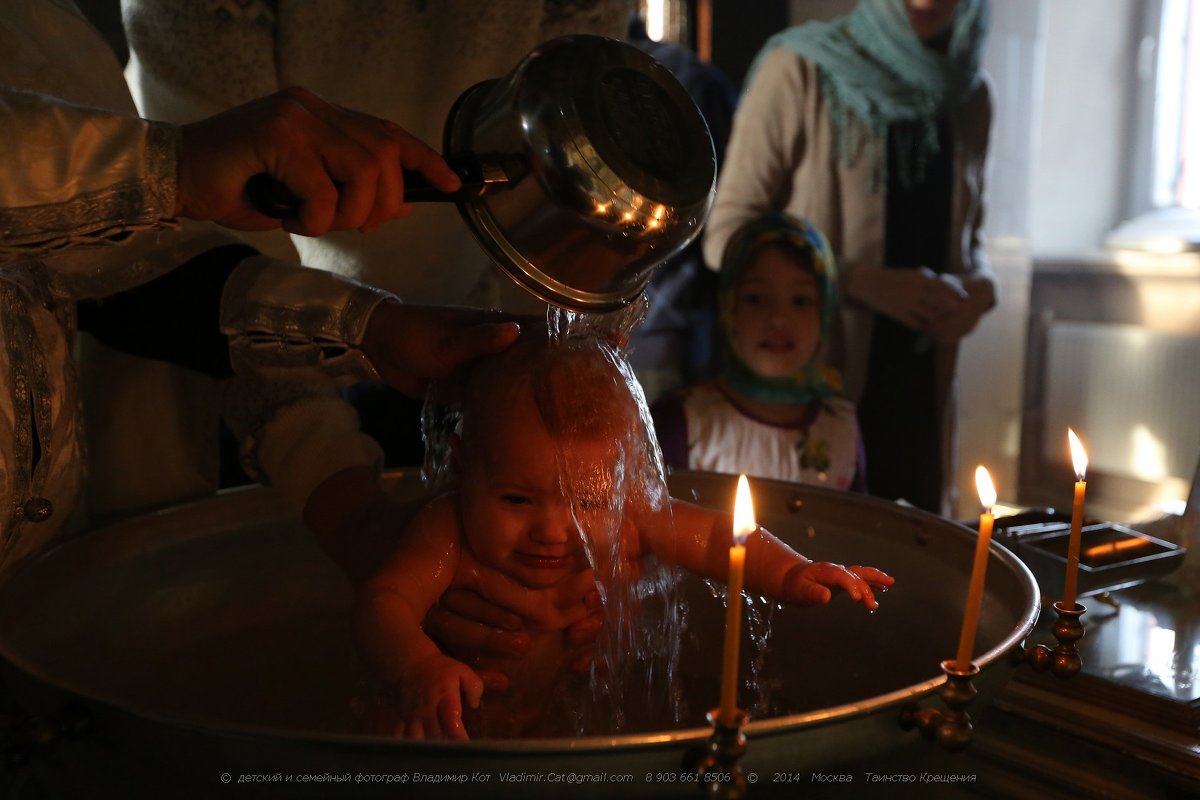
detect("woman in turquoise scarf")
(651, 213), (866, 492)
(702, 0), (996, 515)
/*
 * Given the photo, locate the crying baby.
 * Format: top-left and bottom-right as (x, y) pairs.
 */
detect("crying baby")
(354, 335), (893, 740)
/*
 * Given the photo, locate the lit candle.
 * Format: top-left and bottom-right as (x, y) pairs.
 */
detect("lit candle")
(955, 466), (997, 671)
(1062, 429), (1089, 609)
(719, 474), (755, 726)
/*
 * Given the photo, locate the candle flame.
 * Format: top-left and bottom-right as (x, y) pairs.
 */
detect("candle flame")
(975, 466), (996, 510)
(733, 474), (756, 544)
(1068, 428), (1088, 480)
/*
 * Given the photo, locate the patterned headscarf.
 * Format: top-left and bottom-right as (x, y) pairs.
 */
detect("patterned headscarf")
(745, 0), (990, 188)
(718, 213), (844, 405)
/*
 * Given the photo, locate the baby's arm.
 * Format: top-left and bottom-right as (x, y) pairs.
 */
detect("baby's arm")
(355, 494), (483, 740)
(644, 498), (894, 610)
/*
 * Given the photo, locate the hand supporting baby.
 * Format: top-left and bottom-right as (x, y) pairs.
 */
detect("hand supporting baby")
(425, 557), (604, 688)
(355, 539), (601, 740)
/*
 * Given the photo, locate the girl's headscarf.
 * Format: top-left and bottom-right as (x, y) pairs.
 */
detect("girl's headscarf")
(719, 213), (844, 405)
(745, 0), (990, 188)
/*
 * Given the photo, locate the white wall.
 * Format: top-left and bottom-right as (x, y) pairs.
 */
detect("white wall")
(1029, 0), (1142, 257)
(955, 0), (1045, 516)
(957, 0), (1157, 514)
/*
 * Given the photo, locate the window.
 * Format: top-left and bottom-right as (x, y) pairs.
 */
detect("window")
(1108, 0), (1200, 255)
(1153, 0), (1200, 209)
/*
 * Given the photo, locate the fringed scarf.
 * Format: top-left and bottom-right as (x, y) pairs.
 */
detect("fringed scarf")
(745, 0), (989, 188)
(718, 213), (844, 405)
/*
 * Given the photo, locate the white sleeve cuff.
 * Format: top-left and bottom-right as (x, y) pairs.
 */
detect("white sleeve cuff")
(250, 395), (384, 516)
(220, 255), (394, 384)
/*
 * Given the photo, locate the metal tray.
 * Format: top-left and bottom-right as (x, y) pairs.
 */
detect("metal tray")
(1017, 522), (1188, 600)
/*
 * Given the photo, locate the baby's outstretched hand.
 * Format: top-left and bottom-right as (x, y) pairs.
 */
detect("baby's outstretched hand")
(783, 562), (895, 610)
(394, 654), (483, 741)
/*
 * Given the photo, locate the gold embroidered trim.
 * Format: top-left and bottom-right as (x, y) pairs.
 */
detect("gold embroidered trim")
(0, 276), (52, 541)
(0, 179), (174, 251)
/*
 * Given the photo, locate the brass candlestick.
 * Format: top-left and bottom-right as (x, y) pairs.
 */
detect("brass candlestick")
(693, 708), (748, 799)
(899, 660), (978, 752)
(1013, 601), (1086, 678)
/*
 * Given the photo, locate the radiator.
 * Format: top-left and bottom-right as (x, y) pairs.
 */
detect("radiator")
(1044, 321), (1200, 482)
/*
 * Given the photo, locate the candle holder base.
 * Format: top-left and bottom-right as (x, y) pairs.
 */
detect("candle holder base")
(1012, 601), (1086, 678)
(899, 660), (978, 752)
(689, 708), (748, 799)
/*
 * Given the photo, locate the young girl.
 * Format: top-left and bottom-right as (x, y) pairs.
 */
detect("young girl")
(702, 0), (994, 515)
(651, 213), (866, 491)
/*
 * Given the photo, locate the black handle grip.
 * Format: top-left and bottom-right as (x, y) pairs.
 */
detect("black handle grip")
(241, 149), (508, 219)
(244, 165), (474, 219)
(244, 173), (304, 218)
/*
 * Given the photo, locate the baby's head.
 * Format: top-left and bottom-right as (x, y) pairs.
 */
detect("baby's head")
(452, 336), (655, 586)
(457, 336), (642, 469)
(718, 213), (843, 401)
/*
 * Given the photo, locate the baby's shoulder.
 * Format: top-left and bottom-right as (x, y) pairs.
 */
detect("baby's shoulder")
(407, 492), (467, 546)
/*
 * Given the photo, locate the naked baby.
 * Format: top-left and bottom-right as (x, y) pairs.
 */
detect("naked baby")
(355, 335), (894, 739)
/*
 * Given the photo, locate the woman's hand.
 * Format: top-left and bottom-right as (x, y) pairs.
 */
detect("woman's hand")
(924, 274), (994, 343)
(177, 86), (460, 236)
(846, 265), (967, 331)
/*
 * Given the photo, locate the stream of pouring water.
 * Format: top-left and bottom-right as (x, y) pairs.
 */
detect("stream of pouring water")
(544, 302), (687, 733)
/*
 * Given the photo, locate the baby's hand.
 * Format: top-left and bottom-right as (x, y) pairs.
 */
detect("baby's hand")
(783, 562), (895, 610)
(394, 654), (484, 741)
